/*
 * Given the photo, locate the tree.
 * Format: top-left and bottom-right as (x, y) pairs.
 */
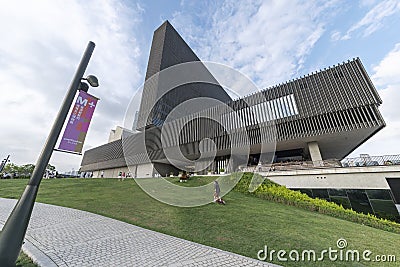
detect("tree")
(3, 163), (18, 174)
(19, 164), (35, 177)
(1, 162), (57, 178)
(47, 164), (56, 171)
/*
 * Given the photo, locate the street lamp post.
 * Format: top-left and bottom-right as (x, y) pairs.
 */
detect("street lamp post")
(0, 155), (10, 173)
(0, 41), (97, 266)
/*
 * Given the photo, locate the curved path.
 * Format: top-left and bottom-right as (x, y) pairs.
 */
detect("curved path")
(0, 198), (278, 267)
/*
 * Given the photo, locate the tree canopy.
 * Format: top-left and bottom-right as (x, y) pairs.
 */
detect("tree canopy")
(1, 163), (57, 178)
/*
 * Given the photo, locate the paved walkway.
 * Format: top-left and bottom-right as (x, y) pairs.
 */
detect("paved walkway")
(0, 198), (278, 267)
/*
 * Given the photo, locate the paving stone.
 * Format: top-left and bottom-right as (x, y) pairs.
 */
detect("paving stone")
(0, 198), (279, 267)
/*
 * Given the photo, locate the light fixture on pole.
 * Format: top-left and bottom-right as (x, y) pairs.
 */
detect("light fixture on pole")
(84, 75), (99, 87)
(0, 155), (10, 173)
(78, 75), (99, 92)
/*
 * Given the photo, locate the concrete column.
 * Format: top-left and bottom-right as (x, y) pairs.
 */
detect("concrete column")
(308, 141), (323, 167)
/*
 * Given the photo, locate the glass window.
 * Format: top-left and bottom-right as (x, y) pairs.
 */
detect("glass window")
(290, 94), (299, 114)
(366, 189), (393, 200)
(312, 189), (329, 199)
(278, 97), (287, 117)
(346, 189), (374, 215)
(328, 189), (347, 197)
(369, 200), (400, 222)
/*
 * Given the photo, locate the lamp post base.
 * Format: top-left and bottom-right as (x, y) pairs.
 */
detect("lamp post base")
(0, 185), (38, 266)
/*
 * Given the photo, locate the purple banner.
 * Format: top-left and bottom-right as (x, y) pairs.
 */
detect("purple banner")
(58, 91), (98, 153)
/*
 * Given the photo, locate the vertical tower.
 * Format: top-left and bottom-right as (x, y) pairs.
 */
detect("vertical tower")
(136, 21), (231, 130)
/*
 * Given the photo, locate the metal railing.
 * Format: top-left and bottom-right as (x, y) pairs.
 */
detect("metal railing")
(240, 159), (342, 172)
(341, 154), (400, 167)
(239, 154), (400, 172)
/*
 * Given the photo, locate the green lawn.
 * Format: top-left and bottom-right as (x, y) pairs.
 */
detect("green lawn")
(1, 177), (399, 267)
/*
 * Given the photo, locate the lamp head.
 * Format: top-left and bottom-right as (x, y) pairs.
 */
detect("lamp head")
(86, 75), (99, 87)
(78, 81), (89, 92)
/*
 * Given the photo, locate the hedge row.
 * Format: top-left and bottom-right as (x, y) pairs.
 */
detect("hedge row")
(230, 173), (400, 234)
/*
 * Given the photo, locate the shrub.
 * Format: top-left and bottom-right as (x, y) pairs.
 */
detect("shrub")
(231, 173), (400, 234)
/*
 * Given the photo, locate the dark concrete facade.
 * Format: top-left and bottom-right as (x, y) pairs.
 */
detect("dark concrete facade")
(137, 21), (231, 130)
(296, 188), (399, 222)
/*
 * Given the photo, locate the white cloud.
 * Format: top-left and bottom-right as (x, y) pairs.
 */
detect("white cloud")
(359, 0), (380, 7)
(1, 0), (398, 171)
(371, 43), (400, 123)
(330, 30), (342, 41)
(172, 0), (340, 94)
(0, 0), (143, 171)
(371, 43), (400, 87)
(170, 1), (400, 158)
(332, 0), (400, 41)
(350, 43), (400, 156)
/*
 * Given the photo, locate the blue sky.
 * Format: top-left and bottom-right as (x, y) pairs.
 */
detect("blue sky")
(0, 0), (399, 171)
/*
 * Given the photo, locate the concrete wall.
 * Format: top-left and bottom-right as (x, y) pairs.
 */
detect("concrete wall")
(136, 163), (154, 178)
(262, 165), (400, 189)
(108, 126), (125, 143)
(91, 167), (130, 178)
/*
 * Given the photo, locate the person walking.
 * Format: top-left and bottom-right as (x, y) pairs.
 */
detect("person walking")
(213, 180), (226, 205)
(214, 180), (220, 201)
